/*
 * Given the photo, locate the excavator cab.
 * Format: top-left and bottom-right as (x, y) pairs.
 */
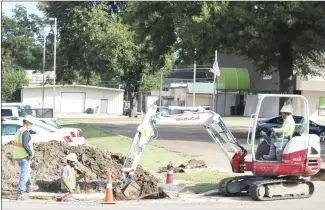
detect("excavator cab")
(246, 94), (321, 175)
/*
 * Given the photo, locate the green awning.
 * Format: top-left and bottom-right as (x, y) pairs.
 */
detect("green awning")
(216, 68), (250, 90)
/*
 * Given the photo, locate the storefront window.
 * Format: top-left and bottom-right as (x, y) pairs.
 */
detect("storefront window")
(319, 96), (325, 116)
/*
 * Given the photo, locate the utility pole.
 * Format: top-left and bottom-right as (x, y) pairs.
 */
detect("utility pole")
(52, 17), (57, 116)
(192, 48), (197, 107)
(159, 71), (163, 116)
(212, 50), (218, 112)
(42, 29), (46, 112)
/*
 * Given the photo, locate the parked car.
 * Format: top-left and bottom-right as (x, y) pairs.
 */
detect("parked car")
(256, 115), (325, 142)
(1, 117), (85, 146)
(34, 117), (83, 138)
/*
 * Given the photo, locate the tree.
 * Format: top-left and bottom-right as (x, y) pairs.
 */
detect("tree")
(140, 54), (175, 95)
(39, 1), (128, 83)
(1, 5), (46, 69)
(41, 2), (173, 117)
(74, 71), (101, 85)
(127, 2), (325, 106)
(2, 70), (29, 102)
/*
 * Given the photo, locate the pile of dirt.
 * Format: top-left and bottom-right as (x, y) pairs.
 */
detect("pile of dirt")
(159, 159), (207, 173)
(174, 159), (207, 173)
(2, 141), (158, 200)
(311, 169), (325, 181)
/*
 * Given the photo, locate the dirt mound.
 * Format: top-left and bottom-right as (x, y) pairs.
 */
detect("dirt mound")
(2, 141), (158, 199)
(174, 159), (207, 173)
(158, 159), (207, 173)
(311, 169), (325, 181)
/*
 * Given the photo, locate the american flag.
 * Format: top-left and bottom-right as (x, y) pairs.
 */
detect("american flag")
(209, 56), (220, 77)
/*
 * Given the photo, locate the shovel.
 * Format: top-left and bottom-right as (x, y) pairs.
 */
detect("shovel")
(84, 172), (87, 193)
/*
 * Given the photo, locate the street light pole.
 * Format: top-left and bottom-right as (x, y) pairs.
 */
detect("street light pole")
(159, 71), (163, 116)
(192, 48), (197, 107)
(212, 50), (218, 112)
(52, 17), (57, 117)
(42, 29), (46, 111)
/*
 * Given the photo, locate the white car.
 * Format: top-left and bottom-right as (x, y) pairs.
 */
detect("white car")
(28, 116), (84, 139)
(1, 118), (85, 146)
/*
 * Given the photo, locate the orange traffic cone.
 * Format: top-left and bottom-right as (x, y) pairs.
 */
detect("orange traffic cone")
(102, 170), (116, 204)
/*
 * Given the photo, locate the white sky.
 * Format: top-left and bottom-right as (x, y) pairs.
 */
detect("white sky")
(1, 1), (44, 17)
(2, 1), (52, 34)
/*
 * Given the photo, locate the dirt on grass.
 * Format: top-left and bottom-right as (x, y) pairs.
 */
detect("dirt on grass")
(2, 141), (158, 200)
(159, 159), (208, 173)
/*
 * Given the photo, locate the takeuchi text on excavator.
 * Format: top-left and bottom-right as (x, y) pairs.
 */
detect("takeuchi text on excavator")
(119, 94), (322, 201)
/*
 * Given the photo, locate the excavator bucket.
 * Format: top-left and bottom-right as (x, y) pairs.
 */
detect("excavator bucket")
(116, 181), (141, 200)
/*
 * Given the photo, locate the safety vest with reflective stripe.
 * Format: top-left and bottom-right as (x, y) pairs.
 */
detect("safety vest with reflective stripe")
(274, 115), (296, 139)
(60, 165), (77, 190)
(13, 127), (30, 159)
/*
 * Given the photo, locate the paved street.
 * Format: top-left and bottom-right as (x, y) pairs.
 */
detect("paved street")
(94, 121), (325, 171)
(3, 192), (325, 210)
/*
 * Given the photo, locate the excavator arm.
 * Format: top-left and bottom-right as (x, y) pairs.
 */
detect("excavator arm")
(121, 105), (247, 190)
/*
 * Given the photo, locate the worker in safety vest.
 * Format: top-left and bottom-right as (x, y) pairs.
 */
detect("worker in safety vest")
(263, 105), (296, 160)
(13, 116), (35, 200)
(60, 153), (84, 193)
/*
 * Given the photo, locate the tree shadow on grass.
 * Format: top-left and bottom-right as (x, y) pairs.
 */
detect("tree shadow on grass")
(181, 183), (255, 202)
(181, 183), (218, 194)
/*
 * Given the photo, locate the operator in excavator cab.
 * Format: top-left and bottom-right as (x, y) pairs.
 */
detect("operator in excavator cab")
(263, 104), (296, 161)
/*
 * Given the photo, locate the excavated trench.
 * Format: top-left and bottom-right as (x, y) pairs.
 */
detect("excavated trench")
(2, 141), (159, 200)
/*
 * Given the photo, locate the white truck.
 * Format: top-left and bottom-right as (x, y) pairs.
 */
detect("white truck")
(1, 105), (57, 126)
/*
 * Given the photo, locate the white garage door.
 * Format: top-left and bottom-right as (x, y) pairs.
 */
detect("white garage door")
(61, 92), (85, 113)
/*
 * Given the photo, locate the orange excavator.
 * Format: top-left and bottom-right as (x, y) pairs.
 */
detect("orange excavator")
(120, 94), (322, 201)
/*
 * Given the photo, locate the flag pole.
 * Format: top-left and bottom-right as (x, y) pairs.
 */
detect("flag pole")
(212, 50), (218, 112)
(212, 73), (217, 112)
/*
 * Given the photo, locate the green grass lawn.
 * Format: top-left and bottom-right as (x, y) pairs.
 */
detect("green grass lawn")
(61, 123), (230, 192)
(180, 183), (219, 194)
(58, 117), (142, 124)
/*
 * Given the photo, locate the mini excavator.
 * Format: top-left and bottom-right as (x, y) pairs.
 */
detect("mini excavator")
(120, 94), (322, 201)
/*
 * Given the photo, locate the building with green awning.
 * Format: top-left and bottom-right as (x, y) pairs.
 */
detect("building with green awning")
(216, 68), (250, 90)
(184, 68), (250, 115)
(156, 54), (280, 116)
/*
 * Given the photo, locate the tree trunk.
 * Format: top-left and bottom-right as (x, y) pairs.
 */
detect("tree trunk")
(278, 42), (294, 109)
(139, 92), (143, 113)
(129, 92), (138, 118)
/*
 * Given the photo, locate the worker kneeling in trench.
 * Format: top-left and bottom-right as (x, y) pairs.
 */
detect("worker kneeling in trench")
(60, 153), (84, 193)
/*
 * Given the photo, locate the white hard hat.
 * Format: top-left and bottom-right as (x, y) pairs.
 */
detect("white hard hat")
(24, 115), (36, 124)
(65, 153), (78, 162)
(280, 105), (293, 114)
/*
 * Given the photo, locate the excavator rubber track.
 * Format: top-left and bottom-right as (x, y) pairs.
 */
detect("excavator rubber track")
(248, 179), (314, 201)
(218, 176), (315, 201)
(218, 175), (254, 196)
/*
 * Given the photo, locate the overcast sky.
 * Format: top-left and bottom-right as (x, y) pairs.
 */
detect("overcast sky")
(2, 1), (44, 17)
